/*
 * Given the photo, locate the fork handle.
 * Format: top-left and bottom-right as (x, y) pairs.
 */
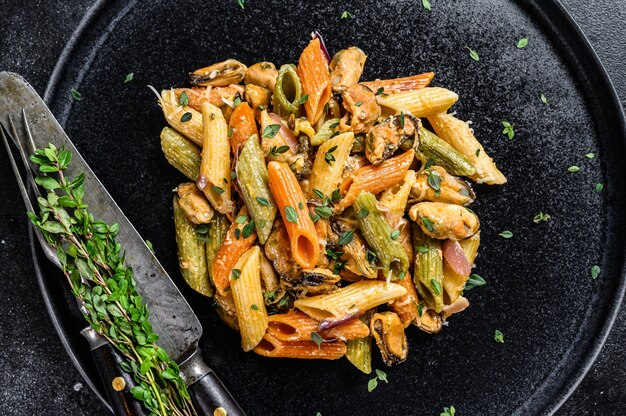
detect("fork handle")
(81, 328), (148, 416)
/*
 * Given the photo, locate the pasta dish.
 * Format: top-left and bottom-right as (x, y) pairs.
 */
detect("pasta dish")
(152, 33), (506, 373)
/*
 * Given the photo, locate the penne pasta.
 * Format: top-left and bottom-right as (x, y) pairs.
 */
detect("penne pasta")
(354, 192), (409, 281)
(160, 127), (201, 181)
(443, 232), (480, 304)
(412, 223), (444, 313)
(254, 332), (347, 359)
(204, 213), (229, 283)
(230, 246), (268, 351)
(360, 72), (435, 94)
(236, 134), (277, 243)
(310, 118), (340, 146)
(198, 102), (233, 215)
(418, 127), (476, 177)
(211, 206), (257, 296)
(389, 271), (420, 328)
(376, 87), (458, 118)
(259, 110), (298, 162)
(379, 170), (417, 218)
(273, 64), (302, 118)
(428, 112), (507, 185)
(159, 89), (204, 146)
(298, 38), (332, 125)
(338, 149), (414, 212)
(267, 161), (319, 269)
(229, 102), (258, 155)
(173, 85), (244, 114)
(308, 132), (354, 199)
(345, 309), (375, 374)
(294, 280), (406, 321)
(173, 196), (212, 297)
(267, 310), (369, 342)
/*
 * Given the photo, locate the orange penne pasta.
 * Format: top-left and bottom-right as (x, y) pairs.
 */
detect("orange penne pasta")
(254, 332), (347, 359)
(174, 85), (244, 115)
(389, 272), (420, 328)
(229, 102), (258, 155)
(267, 310), (370, 342)
(337, 150), (415, 212)
(297, 38), (332, 125)
(267, 162), (319, 269)
(211, 207), (257, 296)
(360, 72), (434, 94)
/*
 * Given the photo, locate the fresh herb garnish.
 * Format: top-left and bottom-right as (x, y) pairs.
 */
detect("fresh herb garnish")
(331, 188), (343, 203)
(299, 94), (309, 104)
(211, 185), (224, 194)
(499, 230), (513, 239)
(567, 165), (580, 173)
(466, 46), (480, 62)
(375, 369), (388, 383)
(311, 332), (324, 349)
(313, 189), (325, 199)
(375, 87), (385, 95)
(430, 279), (442, 295)
(440, 405), (456, 416)
(124, 73), (134, 83)
(269, 145), (290, 157)
(179, 91), (189, 106)
(251, 304), (259, 311)
(234, 228), (241, 239)
(236, 0), (245, 9)
(341, 11), (353, 20)
(314, 206), (333, 219)
(236, 215), (248, 224)
(595, 183), (604, 193)
(354, 101), (363, 107)
(516, 37), (529, 48)
(337, 229), (355, 245)
(540, 94), (548, 105)
(285, 206), (299, 223)
(585, 152), (595, 159)
(326, 249), (344, 260)
(231, 269), (241, 280)
(591, 265), (601, 280)
(367, 378), (378, 392)
(358, 208), (369, 219)
(367, 250), (377, 264)
(242, 220), (255, 238)
(390, 230), (400, 240)
(180, 112), (192, 122)
(427, 170), (441, 194)
(422, 217), (435, 232)
(422, 0), (432, 11)
(494, 329), (505, 343)
(464, 274), (486, 290)
(399, 112), (405, 129)
(424, 158), (435, 170)
(501, 121), (515, 140)
(325, 145), (338, 166)
(475, 148), (481, 157)
(417, 245), (429, 253)
(417, 301), (425, 317)
(262, 124), (281, 138)
(70, 89), (82, 101)
(533, 212), (551, 223)
(233, 95), (242, 107)
(256, 196), (270, 206)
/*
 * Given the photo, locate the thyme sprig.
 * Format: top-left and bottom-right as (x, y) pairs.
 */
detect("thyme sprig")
(27, 144), (196, 416)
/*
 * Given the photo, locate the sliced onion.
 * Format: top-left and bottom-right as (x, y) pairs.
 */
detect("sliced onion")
(318, 310), (361, 332)
(269, 113), (299, 151)
(311, 31), (331, 63)
(442, 240), (471, 276)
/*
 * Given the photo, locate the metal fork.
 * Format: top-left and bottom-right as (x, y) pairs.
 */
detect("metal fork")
(1, 110), (149, 416)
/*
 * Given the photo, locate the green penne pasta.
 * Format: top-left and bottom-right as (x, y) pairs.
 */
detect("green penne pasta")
(354, 192), (409, 281)
(311, 118), (340, 146)
(418, 127), (476, 177)
(173, 196), (212, 297)
(236, 134), (277, 243)
(204, 212), (229, 283)
(412, 223), (444, 313)
(345, 309), (375, 374)
(160, 126), (201, 180)
(273, 64), (302, 118)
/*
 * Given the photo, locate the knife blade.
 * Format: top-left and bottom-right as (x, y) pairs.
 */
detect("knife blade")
(0, 72), (244, 416)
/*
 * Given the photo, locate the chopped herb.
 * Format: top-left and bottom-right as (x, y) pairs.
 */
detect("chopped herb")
(180, 112), (192, 122)
(499, 230), (513, 239)
(341, 11), (353, 20)
(331, 188), (343, 203)
(311, 332), (324, 349)
(427, 170), (441, 193)
(424, 158), (435, 170)
(70, 88), (82, 101)
(354, 101), (363, 107)
(417, 245), (429, 254)
(358, 208), (369, 219)
(242, 220), (255, 238)
(228, 126), (234, 137)
(236, 215), (248, 224)
(145, 239), (154, 253)
(236, 0), (245, 9)
(231, 269), (241, 280)
(476, 148), (481, 156)
(567, 165), (580, 173)
(533, 212), (551, 223)
(251, 304), (259, 311)
(337, 229), (355, 245)
(313, 189), (325, 199)
(258, 105), (265, 110)
(329, 121), (340, 129)
(398, 271), (406, 280)
(285, 206), (299, 223)
(195, 225), (209, 235)
(367, 250), (377, 264)
(516, 37), (529, 48)
(422, 217), (435, 232)
(494, 329), (505, 343)
(124, 73), (134, 83)
(464, 274), (486, 290)
(375, 87), (385, 95)
(430, 279), (442, 295)
(399, 112), (405, 129)
(585, 152), (595, 159)
(211, 186), (224, 194)
(326, 249), (344, 260)
(422, 0), (432, 11)
(332, 261), (346, 274)
(466, 46), (480, 62)
(262, 124), (281, 138)
(231, 170), (237, 179)
(417, 302), (425, 317)
(316, 413), (322, 416)
(325, 145), (338, 165)
(299, 94), (309, 104)
(591, 265), (601, 280)
(233, 95), (242, 107)
(375, 369), (388, 383)
(310, 212), (320, 223)
(595, 183), (604, 193)
(179, 91), (189, 106)
(269, 145), (290, 157)
(298, 202), (304, 210)
(540, 94), (549, 105)
(277, 297), (290, 308)
(367, 378), (378, 392)
(234, 228), (241, 239)
(315, 206), (333, 219)
(501, 121), (515, 140)
(440, 405), (456, 416)
(256, 196), (270, 206)
(390, 230), (400, 240)
(264, 291), (276, 302)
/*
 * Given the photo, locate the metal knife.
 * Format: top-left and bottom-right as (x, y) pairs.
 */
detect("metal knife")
(0, 72), (245, 416)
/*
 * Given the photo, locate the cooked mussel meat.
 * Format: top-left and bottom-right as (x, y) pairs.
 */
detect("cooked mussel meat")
(371, 312), (408, 366)
(189, 59), (247, 87)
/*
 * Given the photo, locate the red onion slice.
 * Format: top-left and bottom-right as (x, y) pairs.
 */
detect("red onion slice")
(311, 31), (331, 63)
(318, 310), (361, 332)
(442, 240), (471, 276)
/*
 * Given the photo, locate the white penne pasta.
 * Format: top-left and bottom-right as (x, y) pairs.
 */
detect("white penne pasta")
(376, 87), (458, 117)
(379, 170), (417, 218)
(443, 231), (480, 304)
(428, 112), (507, 185)
(230, 246), (268, 351)
(294, 280), (407, 320)
(198, 102), (233, 214)
(308, 132), (354, 199)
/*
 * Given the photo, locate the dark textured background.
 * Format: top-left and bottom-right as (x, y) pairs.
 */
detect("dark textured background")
(0, 1), (625, 415)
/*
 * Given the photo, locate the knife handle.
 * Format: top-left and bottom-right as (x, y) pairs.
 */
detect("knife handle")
(182, 349), (246, 416)
(81, 328), (148, 416)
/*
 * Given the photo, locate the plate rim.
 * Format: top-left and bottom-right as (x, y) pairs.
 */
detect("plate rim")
(38, 0), (626, 414)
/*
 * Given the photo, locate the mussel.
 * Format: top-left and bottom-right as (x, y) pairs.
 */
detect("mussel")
(409, 202), (480, 240)
(176, 182), (214, 224)
(189, 59), (247, 87)
(244, 61), (278, 91)
(339, 84), (381, 134)
(411, 165), (475, 205)
(329, 47), (367, 93)
(282, 268), (340, 294)
(365, 114), (419, 165)
(413, 308), (443, 334)
(370, 312), (408, 366)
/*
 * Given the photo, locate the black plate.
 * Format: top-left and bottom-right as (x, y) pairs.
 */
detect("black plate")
(38, 0), (626, 414)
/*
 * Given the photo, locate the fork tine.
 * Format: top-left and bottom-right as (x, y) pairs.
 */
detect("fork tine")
(21, 109), (38, 156)
(1, 124), (36, 214)
(9, 113), (40, 181)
